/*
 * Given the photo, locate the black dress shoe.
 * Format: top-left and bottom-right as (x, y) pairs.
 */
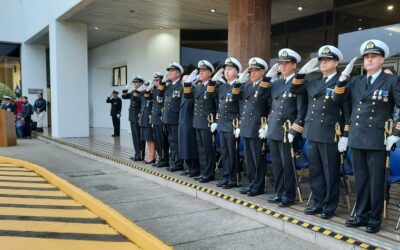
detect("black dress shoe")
(320, 212), (334, 219)
(180, 170), (190, 176)
(189, 171), (200, 177)
(194, 175), (204, 181)
(239, 186), (252, 194)
(222, 182), (238, 189)
(267, 195), (282, 203)
(366, 224), (380, 233)
(248, 190), (264, 197)
(199, 176), (215, 183)
(156, 162), (169, 168)
(152, 162), (159, 167)
(304, 206), (322, 215)
(111, 134), (120, 137)
(216, 180), (228, 187)
(278, 200), (295, 207)
(169, 166), (183, 172)
(345, 218), (368, 228)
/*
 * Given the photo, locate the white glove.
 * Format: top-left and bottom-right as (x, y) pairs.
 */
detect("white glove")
(266, 63), (279, 79)
(162, 71), (169, 83)
(298, 57), (319, 75)
(339, 56), (358, 82)
(210, 123), (218, 133)
(116, 114), (120, 118)
(185, 69), (198, 83)
(386, 135), (400, 151)
(288, 133), (295, 143)
(338, 137), (348, 152)
(146, 81), (155, 91)
(238, 68), (250, 83)
(212, 68), (224, 82)
(234, 128), (240, 138)
(258, 125), (268, 139)
(137, 85), (146, 92)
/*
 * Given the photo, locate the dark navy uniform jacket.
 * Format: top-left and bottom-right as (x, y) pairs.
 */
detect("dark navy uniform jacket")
(333, 71), (400, 150)
(139, 93), (153, 128)
(106, 97), (122, 116)
(122, 90), (142, 123)
(239, 80), (271, 138)
(216, 81), (242, 133)
(290, 73), (351, 143)
(266, 76), (307, 141)
(161, 80), (182, 125)
(192, 80), (217, 130)
(151, 88), (164, 126)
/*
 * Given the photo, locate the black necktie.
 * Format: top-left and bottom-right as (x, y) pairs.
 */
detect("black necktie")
(323, 77), (328, 83)
(366, 75), (373, 89)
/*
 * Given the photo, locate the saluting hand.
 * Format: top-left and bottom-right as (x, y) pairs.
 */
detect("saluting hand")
(339, 56), (358, 82)
(211, 68), (224, 82)
(298, 57), (319, 75)
(265, 63), (279, 80)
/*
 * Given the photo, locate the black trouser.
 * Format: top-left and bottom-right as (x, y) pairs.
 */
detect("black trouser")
(130, 121), (142, 158)
(186, 159), (200, 173)
(269, 139), (296, 202)
(351, 148), (386, 226)
(153, 124), (169, 166)
(219, 132), (237, 183)
(308, 140), (340, 213)
(196, 129), (215, 178)
(111, 115), (120, 136)
(243, 137), (265, 192)
(23, 117), (32, 137)
(166, 124), (182, 168)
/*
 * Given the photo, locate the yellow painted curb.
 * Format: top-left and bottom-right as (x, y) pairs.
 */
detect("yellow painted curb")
(0, 156), (172, 250)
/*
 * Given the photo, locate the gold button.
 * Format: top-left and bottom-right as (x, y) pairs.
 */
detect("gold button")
(312, 105), (315, 107)
(372, 102), (376, 105)
(323, 106), (326, 109)
(322, 113), (325, 116)
(324, 100), (327, 103)
(321, 120), (323, 123)
(311, 111), (314, 114)
(372, 110), (375, 113)
(369, 125), (372, 127)
(311, 118), (314, 121)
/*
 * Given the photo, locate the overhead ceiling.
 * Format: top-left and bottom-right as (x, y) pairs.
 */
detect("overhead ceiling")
(64, 0), (334, 49)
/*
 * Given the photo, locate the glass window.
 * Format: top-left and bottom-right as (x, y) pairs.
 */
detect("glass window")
(0, 43), (21, 97)
(112, 66), (127, 86)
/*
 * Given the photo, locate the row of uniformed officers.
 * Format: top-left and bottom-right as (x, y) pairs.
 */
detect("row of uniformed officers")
(118, 39), (399, 234)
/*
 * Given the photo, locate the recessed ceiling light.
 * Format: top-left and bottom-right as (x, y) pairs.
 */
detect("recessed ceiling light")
(358, 18), (363, 22)
(210, 8), (216, 13)
(358, 27), (362, 31)
(387, 5), (394, 11)
(94, 26), (99, 30)
(297, 6), (303, 11)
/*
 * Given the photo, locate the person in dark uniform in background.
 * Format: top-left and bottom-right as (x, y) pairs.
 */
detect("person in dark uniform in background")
(264, 48), (307, 207)
(21, 96), (34, 139)
(140, 81), (156, 164)
(334, 39), (400, 233)
(122, 75), (146, 161)
(186, 60), (218, 179)
(159, 62), (184, 172)
(180, 71), (200, 176)
(237, 57), (271, 195)
(1, 96), (16, 114)
(151, 72), (169, 168)
(106, 90), (122, 137)
(291, 45), (350, 219)
(210, 57), (242, 185)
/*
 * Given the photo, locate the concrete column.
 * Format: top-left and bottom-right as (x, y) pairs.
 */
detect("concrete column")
(49, 21), (89, 138)
(228, 0), (271, 66)
(20, 43), (48, 127)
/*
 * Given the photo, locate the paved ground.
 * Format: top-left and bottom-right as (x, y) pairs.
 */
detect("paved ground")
(0, 139), (324, 250)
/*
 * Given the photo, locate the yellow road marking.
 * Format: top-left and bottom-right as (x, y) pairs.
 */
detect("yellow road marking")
(0, 237), (140, 250)
(0, 182), (54, 188)
(0, 172), (38, 176)
(0, 207), (98, 218)
(0, 167), (29, 171)
(0, 176), (45, 181)
(0, 189), (67, 196)
(0, 197), (83, 206)
(0, 164), (18, 167)
(0, 220), (118, 235)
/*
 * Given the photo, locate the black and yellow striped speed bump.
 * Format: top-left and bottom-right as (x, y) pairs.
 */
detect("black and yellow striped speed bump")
(0, 156), (172, 250)
(37, 135), (388, 250)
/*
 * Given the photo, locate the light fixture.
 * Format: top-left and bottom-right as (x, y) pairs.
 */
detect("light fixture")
(297, 6), (303, 11)
(94, 26), (99, 30)
(358, 27), (362, 31)
(210, 8), (216, 13)
(387, 5), (394, 11)
(358, 18), (363, 22)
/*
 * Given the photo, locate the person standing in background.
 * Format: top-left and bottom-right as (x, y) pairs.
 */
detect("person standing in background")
(106, 90), (122, 137)
(33, 93), (47, 132)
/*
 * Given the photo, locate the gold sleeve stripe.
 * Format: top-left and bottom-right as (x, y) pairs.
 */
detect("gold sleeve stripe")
(292, 123), (304, 133)
(334, 86), (345, 94)
(344, 125), (350, 131)
(292, 78), (304, 85)
(232, 87), (241, 95)
(260, 81), (270, 89)
(158, 85), (165, 91)
(184, 87), (192, 94)
(207, 85), (216, 93)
